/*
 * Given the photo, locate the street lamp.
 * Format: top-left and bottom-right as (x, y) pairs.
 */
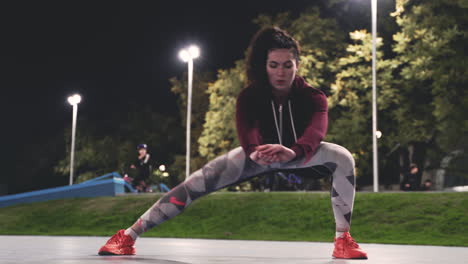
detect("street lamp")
(376, 130), (382, 139)
(371, 0), (379, 192)
(67, 94), (81, 185)
(179, 45), (200, 180)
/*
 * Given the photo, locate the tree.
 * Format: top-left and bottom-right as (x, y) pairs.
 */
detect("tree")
(391, 0), (468, 187)
(327, 30), (399, 184)
(198, 61), (245, 160)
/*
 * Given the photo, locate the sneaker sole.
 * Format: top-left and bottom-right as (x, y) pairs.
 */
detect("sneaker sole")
(98, 250), (135, 256)
(98, 251), (118, 256)
(333, 256), (368, 259)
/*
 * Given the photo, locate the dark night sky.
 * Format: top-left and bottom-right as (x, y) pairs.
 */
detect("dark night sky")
(2, 1), (310, 128)
(1, 0), (325, 193)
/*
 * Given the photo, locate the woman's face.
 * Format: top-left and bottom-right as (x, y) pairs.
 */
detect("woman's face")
(266, 48), (298, 94)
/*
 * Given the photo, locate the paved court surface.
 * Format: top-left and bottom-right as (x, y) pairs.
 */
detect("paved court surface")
(0, 235), (466, 264)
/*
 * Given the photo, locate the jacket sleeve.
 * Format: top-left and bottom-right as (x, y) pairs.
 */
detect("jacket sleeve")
(236, 89), (263, 156)
(290, 90), (328, 162)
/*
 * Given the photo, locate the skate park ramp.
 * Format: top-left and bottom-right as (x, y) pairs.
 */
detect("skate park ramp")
(0, 235), (466, 264)
(0, 172), (135, 208)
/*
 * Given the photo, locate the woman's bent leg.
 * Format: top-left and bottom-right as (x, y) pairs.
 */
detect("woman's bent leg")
(280, 142), (356, 233)
(277, 142), (366, 258)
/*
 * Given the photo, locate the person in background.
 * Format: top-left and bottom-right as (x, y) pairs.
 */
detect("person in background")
(130, 144), (152, 192)
(401, 163), (420, 191)
(420, 179), (433, 191)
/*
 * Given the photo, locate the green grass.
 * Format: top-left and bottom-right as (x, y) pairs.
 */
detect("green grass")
(0, 192), (467, 246)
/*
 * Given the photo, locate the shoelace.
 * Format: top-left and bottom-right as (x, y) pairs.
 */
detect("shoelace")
(346, 235), (359, 248)
(107, 231), (126, 244)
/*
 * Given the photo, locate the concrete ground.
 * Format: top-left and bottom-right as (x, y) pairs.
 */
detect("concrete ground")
(0, 235), (466, 264)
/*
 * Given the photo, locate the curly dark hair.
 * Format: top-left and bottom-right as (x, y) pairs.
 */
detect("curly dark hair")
(245, 27), (301, 89)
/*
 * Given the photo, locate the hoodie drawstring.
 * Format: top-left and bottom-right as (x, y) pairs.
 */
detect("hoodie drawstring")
(271, 100), (298, 146)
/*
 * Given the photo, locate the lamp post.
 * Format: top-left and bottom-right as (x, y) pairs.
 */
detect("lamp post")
(371, 0), (379, 192)
(67, 94), (81, 185)
(179, 45), (200, 180)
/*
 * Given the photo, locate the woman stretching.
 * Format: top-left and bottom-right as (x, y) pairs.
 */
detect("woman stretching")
(98, 27), (368, 259)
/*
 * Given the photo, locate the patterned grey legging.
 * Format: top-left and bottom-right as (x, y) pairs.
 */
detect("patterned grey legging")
(130, 142), (356, 235)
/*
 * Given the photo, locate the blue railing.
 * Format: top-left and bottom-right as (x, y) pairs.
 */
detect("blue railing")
(0, 172), (136, 208)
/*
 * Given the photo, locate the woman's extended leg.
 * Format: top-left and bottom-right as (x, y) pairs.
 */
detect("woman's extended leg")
(128, 147), (265, 236)
(98, 147), (269, 255)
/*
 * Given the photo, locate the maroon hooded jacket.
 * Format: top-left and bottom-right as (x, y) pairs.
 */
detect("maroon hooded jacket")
(236, 76), (328, 162)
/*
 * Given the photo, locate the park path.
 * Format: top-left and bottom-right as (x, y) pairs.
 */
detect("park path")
(0, 235), (466, 264)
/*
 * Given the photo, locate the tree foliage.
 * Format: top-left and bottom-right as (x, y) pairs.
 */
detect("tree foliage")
(390, 0), (468, 185)
(198, 61), (245, 160)
(392, 0), (468, 151)
(327, 30), (399, 181)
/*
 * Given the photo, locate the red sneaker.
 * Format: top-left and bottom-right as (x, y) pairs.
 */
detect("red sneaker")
(98, 229), (136, 255)
(332, 232), (368, 259)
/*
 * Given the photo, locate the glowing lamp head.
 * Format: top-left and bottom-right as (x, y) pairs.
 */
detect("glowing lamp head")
(67, 94), (82, 105)
(376, 130), (382, 139)
(179, 45), (200, 62)
(188, 45), (200, 59)
(179, 49), (190, 62)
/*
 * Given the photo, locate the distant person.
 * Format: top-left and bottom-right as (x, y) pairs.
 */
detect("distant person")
(98, 27), (367, 259)
(420, 179), (433, 191)
(130, 144), (152, 192)
(401, 163), (420, 191)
